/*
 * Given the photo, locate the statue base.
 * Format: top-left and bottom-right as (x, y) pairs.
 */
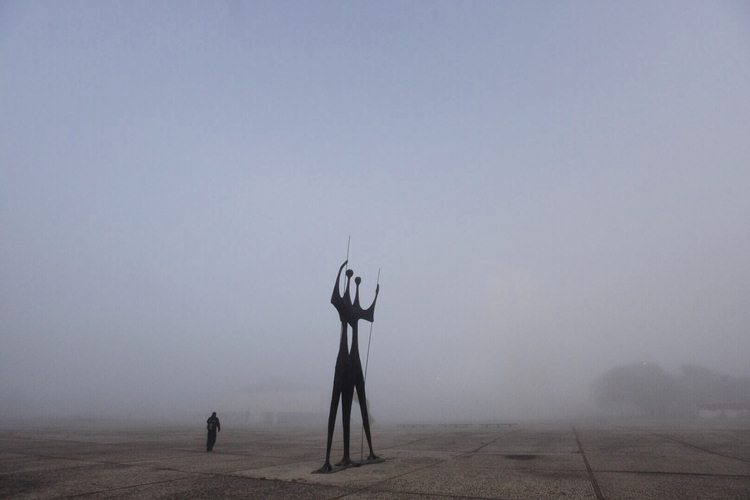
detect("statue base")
(312, 456), (385, 474)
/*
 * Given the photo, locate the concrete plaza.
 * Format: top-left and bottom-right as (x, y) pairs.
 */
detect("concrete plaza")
(1, 420), (748, 499)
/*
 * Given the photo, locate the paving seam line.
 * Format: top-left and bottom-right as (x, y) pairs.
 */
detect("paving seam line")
(470, 429), (519, 454)
(5, 446), (364, 486)
(0, 436), (124, 447)
(5, 452), (135, 468)
(379, 435), (438, 450)
(654, 432), (750, 463)
(3, 450), (338, 488)
(614, 425), (750, 464)
(55, 476), (192, 499)
(593, 469), (750, 479)
(347, 486), (509, 500)
(327, 460), (448, 500)
(48, 464), (354, 498)
(330, 429), (518, 500)
(571, 426), (605, 500)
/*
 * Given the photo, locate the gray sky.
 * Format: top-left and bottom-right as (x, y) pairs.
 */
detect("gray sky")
(1, 1), (749, 422)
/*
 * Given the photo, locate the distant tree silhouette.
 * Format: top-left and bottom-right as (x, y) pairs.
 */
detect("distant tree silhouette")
(678, 364), (750, 410)
(593, 362), (680, 416)
(594, 362), (750, 417)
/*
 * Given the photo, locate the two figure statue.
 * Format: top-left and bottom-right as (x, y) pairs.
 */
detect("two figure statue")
(317, 260), (380, 473)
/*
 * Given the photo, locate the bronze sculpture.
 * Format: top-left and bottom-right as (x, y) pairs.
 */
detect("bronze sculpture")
(345, 275), (379, 462)
(315, 260), (380, 473)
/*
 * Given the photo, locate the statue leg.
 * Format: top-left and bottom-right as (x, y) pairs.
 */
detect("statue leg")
(317, 366), (343, 473)
(354, 364), (377, 460)
(337, 368), (354, 466)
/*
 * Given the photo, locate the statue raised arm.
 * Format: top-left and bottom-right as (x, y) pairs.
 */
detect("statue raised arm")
(330, 260), (348, 306)
(353, 279), (379, 324)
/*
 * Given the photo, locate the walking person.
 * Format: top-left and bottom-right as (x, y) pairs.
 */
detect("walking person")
(206, 412), (221, 452)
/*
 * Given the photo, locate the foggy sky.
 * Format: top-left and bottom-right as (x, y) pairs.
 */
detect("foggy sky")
(1, 1), (749, 422)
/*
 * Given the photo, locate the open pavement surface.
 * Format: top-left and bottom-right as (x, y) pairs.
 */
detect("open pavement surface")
(1, 420), (748, 499)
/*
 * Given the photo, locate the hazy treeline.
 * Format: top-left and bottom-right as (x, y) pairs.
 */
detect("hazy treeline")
(593, 362), (750, 417)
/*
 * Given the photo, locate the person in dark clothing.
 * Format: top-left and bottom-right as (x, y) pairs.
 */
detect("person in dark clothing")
(206, 412), (220, 452)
